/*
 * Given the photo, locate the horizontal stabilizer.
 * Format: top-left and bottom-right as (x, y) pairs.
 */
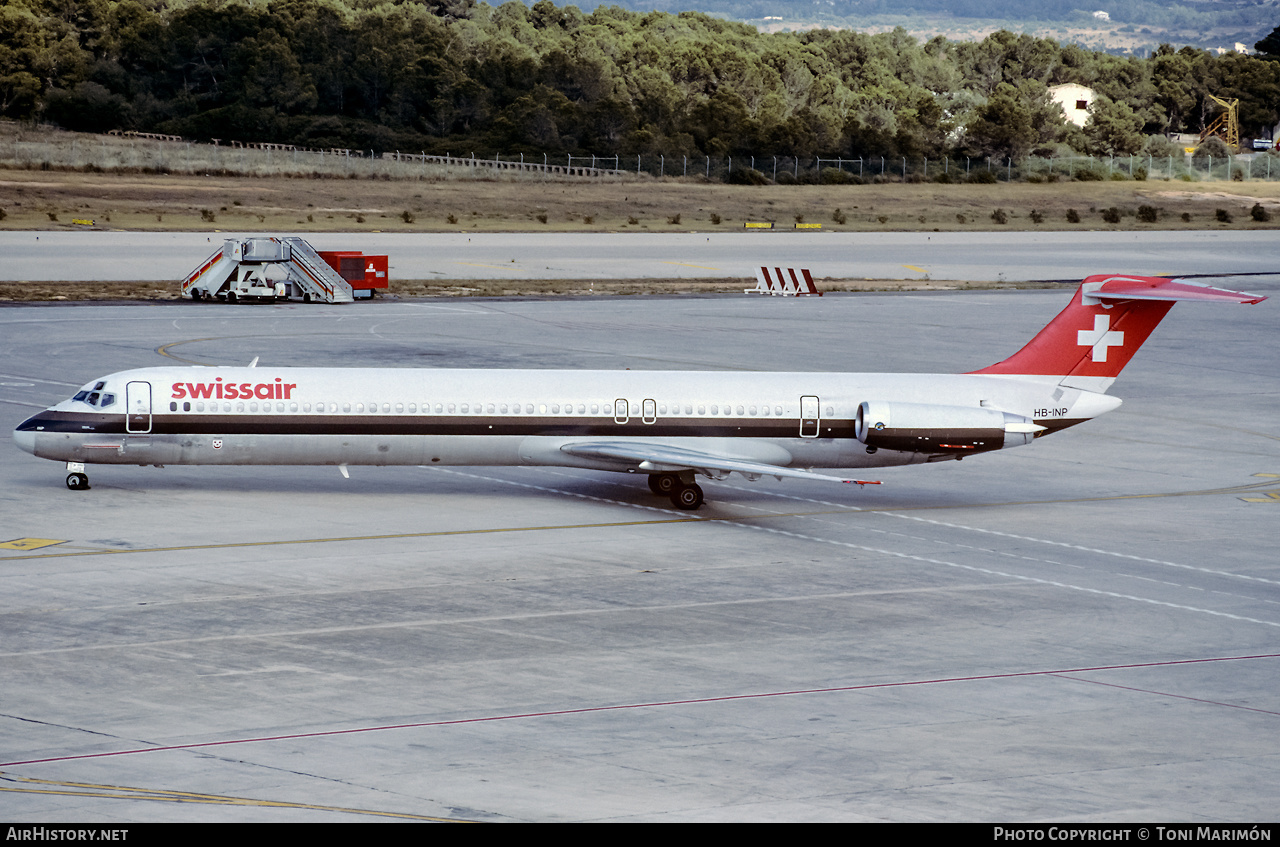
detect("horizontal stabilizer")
(1083, 276), (1268, 305)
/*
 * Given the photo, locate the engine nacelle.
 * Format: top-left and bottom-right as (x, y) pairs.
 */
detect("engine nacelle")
(855, 401), (1044, 454)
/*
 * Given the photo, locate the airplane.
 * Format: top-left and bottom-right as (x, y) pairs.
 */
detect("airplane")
(12, 274), (1266, 509)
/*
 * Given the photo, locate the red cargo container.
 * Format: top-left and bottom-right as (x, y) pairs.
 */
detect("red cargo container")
(318, 250), (389, 299)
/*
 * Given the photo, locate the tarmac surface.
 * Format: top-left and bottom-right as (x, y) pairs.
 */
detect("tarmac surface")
(1, 278), (1277, 821)
(4, 229), (1280, 282)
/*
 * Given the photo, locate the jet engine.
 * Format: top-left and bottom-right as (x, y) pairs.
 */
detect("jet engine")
(855, 401), (1044, 454)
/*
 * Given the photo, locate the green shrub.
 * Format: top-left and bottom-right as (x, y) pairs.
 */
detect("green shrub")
(1250, 203), (1270, 222)
(1029, 210), (1044, 224)
(728, 167), (770, 185)
(831, 208), (846, 225)
(968, 170), (997, 184)
(991, 208), (1008, 225)
(1137, 205), (1158, 223)
(1216, 208), (1233, 223)
(1101, 207), (1121, 223)
(1066, 208), (1080, 223)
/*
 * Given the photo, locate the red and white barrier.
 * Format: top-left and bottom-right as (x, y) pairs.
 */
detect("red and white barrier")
(747, 267), (823, 296)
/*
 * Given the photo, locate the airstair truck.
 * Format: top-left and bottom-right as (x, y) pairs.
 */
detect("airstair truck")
(181, 237), (387, 303)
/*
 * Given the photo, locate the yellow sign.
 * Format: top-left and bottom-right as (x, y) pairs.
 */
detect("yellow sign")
(0, 538), (67, 550)
(71, 219), (95, 226)
(795, 223), (822, 229)
(745, 222), (773, 229)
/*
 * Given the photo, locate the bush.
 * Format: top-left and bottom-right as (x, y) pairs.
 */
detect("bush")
(1101, 207), (1121, 224)
(1251, 203), (1270, 222)
(1143, 134), (1184, 158)
(1066, 208), (1080, 223)
(666, 213), (680, 225)
(968, 170), (997, 184)
(709, 213), (721, 225)
(1029, 210), (1044, 224)
(1137, 205), (1158, 223)
(1196, 137), (1231, 158)
(991, 208), (1008, 225)
(794, 214), (805, 224)
(831, 208), (846, 225)
(1181, 212), (1192, 222)
(728, 167), (770, 185)
(199, 209), (215, 223)
(1133, 167), (1148, 181)
(400, 210), (415, 224)
(583, 215), (594, 224)
(535, 213), (547, 224)
(818, 167), (855, 185)
(447, 213), (458, 224)
(1073, 165), (1106, 181)
(1216, 208), (1233, 223)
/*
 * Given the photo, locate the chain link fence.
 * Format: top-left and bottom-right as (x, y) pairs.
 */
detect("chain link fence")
(6, 125), (1278, 183)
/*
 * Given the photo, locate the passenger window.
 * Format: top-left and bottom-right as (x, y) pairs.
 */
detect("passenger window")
(170, 401), (177, 412)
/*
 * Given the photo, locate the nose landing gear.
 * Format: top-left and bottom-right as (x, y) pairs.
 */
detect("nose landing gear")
(66, 472), (89, 490)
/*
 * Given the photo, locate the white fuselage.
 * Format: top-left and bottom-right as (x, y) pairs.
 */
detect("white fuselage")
(14, 366), (1118, 474)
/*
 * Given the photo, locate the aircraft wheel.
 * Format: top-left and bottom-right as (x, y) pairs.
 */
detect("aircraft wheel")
(669, 483), (703, 511)
(66, 472), (89, 490)
(647, 473), (679, 495)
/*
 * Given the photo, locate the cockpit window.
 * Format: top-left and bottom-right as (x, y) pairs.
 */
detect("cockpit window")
(74, 384), (116, 408)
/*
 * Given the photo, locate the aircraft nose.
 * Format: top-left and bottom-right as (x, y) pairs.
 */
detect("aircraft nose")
(13, 427), (36, 455)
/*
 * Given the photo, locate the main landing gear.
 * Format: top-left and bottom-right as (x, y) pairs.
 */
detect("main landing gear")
(66, 472), (89, 490)
(647, 473), (704, 510)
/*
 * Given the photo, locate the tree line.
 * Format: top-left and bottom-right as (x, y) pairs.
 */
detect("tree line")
(5, 0), (1280, 164)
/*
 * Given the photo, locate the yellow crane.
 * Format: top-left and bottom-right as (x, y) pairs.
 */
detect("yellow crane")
(1200, 93), (1240, 152)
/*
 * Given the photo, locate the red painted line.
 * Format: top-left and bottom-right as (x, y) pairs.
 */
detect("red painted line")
(4, 653), (1276, 767)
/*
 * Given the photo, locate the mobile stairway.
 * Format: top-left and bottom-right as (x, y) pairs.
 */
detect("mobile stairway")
(182, 237), (355, 303)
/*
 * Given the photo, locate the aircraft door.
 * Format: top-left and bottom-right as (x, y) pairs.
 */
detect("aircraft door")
(800, 395), (820, 437)
(126, 381), (152, 433)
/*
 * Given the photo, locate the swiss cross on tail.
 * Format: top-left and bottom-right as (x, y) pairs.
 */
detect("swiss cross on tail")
(971, 275), (1266, 387)
(1077, 314), (1124, 361)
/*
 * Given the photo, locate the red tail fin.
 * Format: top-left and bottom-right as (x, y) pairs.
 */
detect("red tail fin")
(970, 275), (1266, 383)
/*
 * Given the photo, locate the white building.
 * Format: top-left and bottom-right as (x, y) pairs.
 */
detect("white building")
(1048, 83), (1096, 128)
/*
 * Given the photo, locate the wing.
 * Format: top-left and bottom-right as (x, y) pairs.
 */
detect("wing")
(558, 441), (881, 486)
